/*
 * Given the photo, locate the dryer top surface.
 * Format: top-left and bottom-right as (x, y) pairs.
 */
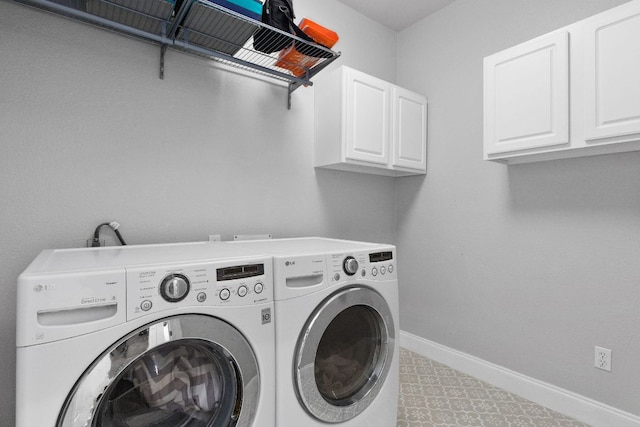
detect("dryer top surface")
(227, 237), (394, 256)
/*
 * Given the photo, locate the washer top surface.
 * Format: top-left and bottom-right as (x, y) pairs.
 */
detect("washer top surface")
(226, 237), (392, 255)
(22, 241), (268, 275)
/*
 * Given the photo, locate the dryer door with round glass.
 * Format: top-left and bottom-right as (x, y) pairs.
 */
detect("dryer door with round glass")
(294, 286), (396, 423)
(57, 314), (260, 427)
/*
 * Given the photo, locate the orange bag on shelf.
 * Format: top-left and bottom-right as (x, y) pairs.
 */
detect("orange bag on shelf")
(276, 18), (339, 77)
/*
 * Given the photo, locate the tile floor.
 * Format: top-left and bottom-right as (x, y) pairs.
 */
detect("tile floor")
(397, 348), (590, 427)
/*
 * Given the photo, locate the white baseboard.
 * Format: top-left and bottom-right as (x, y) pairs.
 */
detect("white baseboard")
(400, 330), (640, 427)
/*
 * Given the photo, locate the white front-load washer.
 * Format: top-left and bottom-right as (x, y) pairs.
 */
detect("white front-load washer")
(16, 242), (275, 427)
(227, 238), (399, 427)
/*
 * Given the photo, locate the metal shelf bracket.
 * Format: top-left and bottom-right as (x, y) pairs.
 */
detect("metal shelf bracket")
(160, 44), (168, 79)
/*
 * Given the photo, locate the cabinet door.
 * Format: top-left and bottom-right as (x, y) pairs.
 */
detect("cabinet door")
(344, 68), (390, 166)
(584, 2), (640, 141)
(484, 31), (569, 155)
(392, 87), (427, 172)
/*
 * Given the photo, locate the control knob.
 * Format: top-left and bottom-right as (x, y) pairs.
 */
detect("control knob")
(343, 256), (359, 276)
(160, 274), (190, 302)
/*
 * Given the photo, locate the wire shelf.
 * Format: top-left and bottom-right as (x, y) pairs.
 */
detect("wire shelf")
(15, 0), (341, 104)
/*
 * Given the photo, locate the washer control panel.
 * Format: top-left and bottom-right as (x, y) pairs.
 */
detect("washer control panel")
(127, 257), (272, 320)
(329, 248), (396, 284)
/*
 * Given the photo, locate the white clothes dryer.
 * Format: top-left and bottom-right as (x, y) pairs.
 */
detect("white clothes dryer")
(227, 238), (399, 427)
(16, 242), (275, 427)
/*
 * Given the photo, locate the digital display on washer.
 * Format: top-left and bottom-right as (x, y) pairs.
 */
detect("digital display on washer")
(369, 251), (393, 263)
(217, 264), (264, 281)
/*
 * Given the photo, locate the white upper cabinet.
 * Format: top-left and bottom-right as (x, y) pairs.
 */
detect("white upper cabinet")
(483, 0), (640, 164)
(392, 86), (428, 171)
(583, 2), (640, 141)
(484, 32), (569, 155)
(345, 69), (391, 166)
(315, 66), (427, 177)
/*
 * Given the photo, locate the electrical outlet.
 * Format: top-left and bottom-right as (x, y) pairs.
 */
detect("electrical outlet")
(594, 346), (612, 372)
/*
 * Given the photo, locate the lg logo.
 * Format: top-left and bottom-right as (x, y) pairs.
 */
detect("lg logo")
(285, 260), (296, 266)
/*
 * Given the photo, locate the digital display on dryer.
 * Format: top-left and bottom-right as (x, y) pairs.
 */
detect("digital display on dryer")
(369, 251), (393, 263)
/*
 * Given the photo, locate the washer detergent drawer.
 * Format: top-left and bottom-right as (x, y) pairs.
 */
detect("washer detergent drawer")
(272, 254), (327, 300)
(17, 269), (126, 347)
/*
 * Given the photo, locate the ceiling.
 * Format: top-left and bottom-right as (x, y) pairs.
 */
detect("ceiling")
(334, 0), (457, 31)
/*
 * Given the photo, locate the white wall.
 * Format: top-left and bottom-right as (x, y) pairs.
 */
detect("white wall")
(396, 0), (640, 417)
(0, 0), (396, 423)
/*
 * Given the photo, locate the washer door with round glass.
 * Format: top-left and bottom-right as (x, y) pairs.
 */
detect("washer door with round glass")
(57, 315), (260, 427)
(294, 286), (395, 423)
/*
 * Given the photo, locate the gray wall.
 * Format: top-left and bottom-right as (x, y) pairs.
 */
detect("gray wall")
(4, 0), (640, 423)
(396, 0), (640, 417)
(0, 0), (396, 423)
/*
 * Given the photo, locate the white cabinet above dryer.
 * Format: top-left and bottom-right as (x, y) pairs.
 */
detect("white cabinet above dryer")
(483, 0), (640, 164)
(483, 31), (570, 156)
(314, 66), (427, 176)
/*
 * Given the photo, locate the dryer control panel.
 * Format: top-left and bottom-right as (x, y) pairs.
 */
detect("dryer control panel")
(328, 249), (397, 284)
(126, 257), (273, 321)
